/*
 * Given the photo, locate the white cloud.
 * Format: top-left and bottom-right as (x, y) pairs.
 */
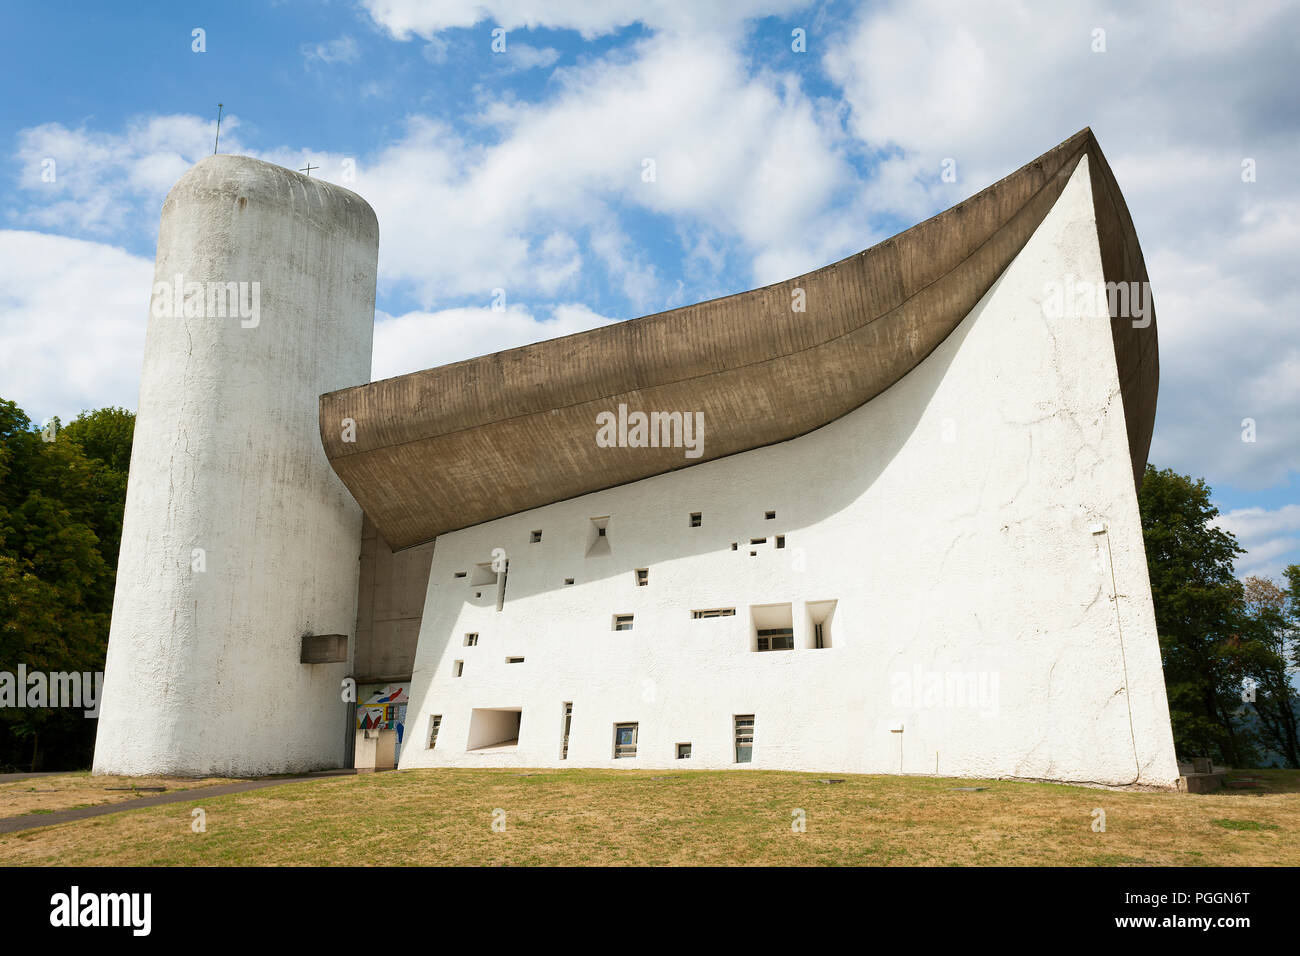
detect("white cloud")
(12, 114), (238, 237)
(337, 30), (857, 306)
(498, 42), (560, 73)
(361, 0), (807, 39)
(372, 302), (620, 381)
(301, 35), (361, 66)
(0, 231), (153, 423)
(1214, 504), (1300, 581)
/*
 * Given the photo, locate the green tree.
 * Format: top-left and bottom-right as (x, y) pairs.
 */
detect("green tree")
(1234, 571), (1300, 767)
(0, 398), (134, 771)
(1138, 465), (1252, 765)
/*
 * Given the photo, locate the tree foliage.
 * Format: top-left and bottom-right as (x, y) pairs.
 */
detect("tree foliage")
(0, 400), (134, 771)
(1138, 464), (1300, 767)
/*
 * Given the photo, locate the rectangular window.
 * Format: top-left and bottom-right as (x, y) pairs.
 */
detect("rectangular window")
(635, 568), (649, 587)
(614, 722), (638, 759)
(775, 535), (786, 549)
(464, 633), (478, 647)
(676, 742), (692, 759)
(427, 714), (442, 749)
(453, 660), (464, 677)
(689, 512), (702, 528)
(564, 577), (575, 585)
(814, 623), (825, 649)
(506, 656), (524, 664)
(691, 608), (735, 619)
(756, 627), (794, 651)
(613, 614), (634, 631)
(530, 530), (542, 543)
(454, 571), (467, 578)
(735, 715), (754, 763)
(752, 603), (794, 652)
(560, 702), (572, 760)
(765, 510), (776, 520)
(750, 538), (766, 545)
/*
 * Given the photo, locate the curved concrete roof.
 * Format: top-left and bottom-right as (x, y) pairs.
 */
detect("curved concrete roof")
(321, 128), (1158, 551)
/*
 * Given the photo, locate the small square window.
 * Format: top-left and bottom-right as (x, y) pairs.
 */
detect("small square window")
(597, 526), (606, 537)
(464, 633), (478, 647)
(530, 530), (542, 543)
(613, 614), (634, 631)
(453, 660), (464, 677)
(689, 512), (702, 528)
(635, 568), (649, 587)
(564, 577), (575, 586)
(765, 510), (776, 520)
(676, 743), (692, 759)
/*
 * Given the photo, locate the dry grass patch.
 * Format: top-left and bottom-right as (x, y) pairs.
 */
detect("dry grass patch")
(0, 768), (1296, 866)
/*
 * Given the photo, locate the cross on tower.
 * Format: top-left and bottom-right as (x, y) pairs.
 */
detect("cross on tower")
(300, 162), (318, 177)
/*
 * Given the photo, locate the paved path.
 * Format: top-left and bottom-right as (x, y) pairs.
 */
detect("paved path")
(0, 770), (356, 835)
(0, 772), (68, 783)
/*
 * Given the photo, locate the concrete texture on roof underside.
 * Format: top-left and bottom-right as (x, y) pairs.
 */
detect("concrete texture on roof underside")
(319, 128), (1158, 551)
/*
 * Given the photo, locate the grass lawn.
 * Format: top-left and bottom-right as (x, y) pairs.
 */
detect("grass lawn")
(0, 768), (1296, 866)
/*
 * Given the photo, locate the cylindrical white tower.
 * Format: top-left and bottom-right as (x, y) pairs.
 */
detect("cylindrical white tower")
(93, 156), (377, 776)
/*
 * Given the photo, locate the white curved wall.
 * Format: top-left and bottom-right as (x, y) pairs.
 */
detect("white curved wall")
(94, 156), (377, 776)
(400, 156), (1179, 788)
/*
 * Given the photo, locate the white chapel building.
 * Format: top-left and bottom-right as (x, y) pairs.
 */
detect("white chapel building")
(92, 129), (1180, 788)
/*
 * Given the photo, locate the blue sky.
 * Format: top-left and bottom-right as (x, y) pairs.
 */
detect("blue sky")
(1, 0), (1297, 581)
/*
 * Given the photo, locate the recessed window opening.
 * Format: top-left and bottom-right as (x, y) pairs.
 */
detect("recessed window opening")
(775, 535), (786, 549)
(586, 516), (611, 557)
(676, 743), (692, 759)
(731, 542), (738, 551)
(454, 571), (467, 578)
(751, 538), (766, 545)
(635, 568), (649, 586)
(564, 577), (575, 585)
(614, 722), (638, 759)
(613, 614), (634, 631)
(470, 562), (497, 586)
(692, 608), (735, 619)
(735, 715), (754, 763)
(806, 600), (837, 649)
(689, 512), (702, 528)
(751, 603), (794, 652)
(464, 633), (478, 647)
(530, 530), (542, 543)
(427, 714), (442, 749)
(467, 707), (522, 751)
(560, 702), (573, 760)
(506, 656), (524, 664)
(765, 511), (776, 520)
(453, 660), (464, 677)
